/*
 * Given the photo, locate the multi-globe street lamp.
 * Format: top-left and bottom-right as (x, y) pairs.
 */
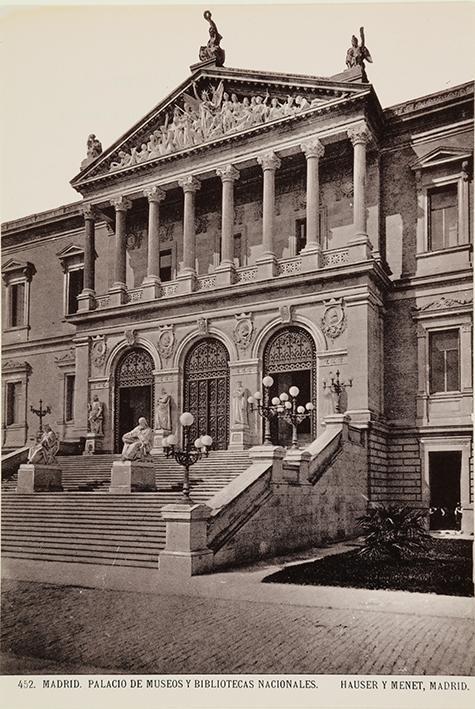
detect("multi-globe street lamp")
(163, 412), (213, 502)
(247, 376), (315, 448)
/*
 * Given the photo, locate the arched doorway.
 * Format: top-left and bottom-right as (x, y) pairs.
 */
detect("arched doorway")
(114, 348), (154, 452)
(183, 338), (230, 450)
(263, 326), (316, 447)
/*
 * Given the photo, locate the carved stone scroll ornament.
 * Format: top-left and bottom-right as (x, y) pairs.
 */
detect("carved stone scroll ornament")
(91, 336), (107, 368)
(156, 325), (175, 360)
(321, 299), (346, 339)
(233, 313), (254, 351)
(197, 317), (208, 335)
(279, 304), (292, 324)
(124, 329), (138, 346)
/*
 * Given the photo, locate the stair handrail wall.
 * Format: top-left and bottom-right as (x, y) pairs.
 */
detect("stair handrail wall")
(1, 447), (29, 480)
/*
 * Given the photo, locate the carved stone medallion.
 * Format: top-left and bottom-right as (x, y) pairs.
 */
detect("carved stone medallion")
(124, 329), (138, 346)
(157, 325), (175, 360)
(233, 313), (253, 351)
(91, 336), (107, 368)
(321, 298), (346, 339)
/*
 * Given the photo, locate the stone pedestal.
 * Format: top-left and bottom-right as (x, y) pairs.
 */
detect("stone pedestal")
(214, 263), (235, 287)
(109, 461), (156, 493)
(17, 464), (63, 493)
(141, 277), (162, 301)
(300, 245), (323, 272)
(282, 447), (312, 485)
(151, 428), (170, 455)
(108, 284), (128, 306)
(159, 503), (213, 578)
(249, 445), (285, 483)
(83, 432), (104, 456)
(256, 254), (278, 279)
(76, 291), (96, 312)
(229, 423), (250, 450)
(348, 236), (373, 262)
(176, 272), (196, 294)
(323, 413), (350, 440)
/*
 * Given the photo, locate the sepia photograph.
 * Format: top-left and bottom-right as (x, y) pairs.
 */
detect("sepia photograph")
(1, 2), (474, 707)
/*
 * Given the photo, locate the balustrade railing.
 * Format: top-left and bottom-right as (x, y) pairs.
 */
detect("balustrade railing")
(278, 256), (302, 276)
(323, 247), (349, 267)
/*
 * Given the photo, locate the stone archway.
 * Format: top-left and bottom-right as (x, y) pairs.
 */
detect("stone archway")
(183, 338), (230, 450)
(263, 325), (317, 446)
(114, 348), (154, 452)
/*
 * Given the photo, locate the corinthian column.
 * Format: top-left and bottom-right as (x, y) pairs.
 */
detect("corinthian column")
(77, 204), (97, 311)
(216, 164), (239, 286)
(177, 175), (200, 293)
(256, 151), (281, 278)
(347, 123), (373, 260)
(109, 195), (131, 305)
(142, 185), (166, 300)
(300, 139), (325, 270)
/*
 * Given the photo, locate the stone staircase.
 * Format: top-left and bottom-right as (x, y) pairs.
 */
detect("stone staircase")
(1, 451), (251, 569)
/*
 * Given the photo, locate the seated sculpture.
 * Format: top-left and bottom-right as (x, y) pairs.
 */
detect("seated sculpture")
(28, 424), (59, 465)
(121, 417), (154, 462)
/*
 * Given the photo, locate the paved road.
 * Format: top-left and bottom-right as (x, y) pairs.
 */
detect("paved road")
(1, 579), (474, 675)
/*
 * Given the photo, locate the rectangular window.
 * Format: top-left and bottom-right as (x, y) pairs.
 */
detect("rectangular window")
(429, 330), (460, 393)
(65, 375), (75, 422)
(296, 218), (307, 254)
(6, 382), (21, 425)
(429, 184), (458, 251)
(159, 249), (172, 282)
(233, 233), (242, 267)
(9, 282), (25, 327)
(67, 268), (84, 314)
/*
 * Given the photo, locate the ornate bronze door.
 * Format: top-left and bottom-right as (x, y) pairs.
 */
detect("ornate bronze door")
(115, 349), (154, 452)
(263, 326), (317, 445)
(184, 338), (229, 450)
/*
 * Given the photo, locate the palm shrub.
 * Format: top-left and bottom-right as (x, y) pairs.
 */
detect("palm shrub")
(357, 504), (432, 560)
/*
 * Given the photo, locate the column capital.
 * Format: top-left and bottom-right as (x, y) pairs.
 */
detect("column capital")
(300, 139), (325, 159)
(111, 195), (132, 212)
(80, 204), (98, 220)
(257, 152), (281, 171)
(347, 123), (371, 146)
(178, 175), (201, 193)
(216, 164), (240, 183)
(144, 185), (166, 203)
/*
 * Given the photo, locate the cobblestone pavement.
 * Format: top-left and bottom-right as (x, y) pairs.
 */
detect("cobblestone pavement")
(2, 579), (474, 675)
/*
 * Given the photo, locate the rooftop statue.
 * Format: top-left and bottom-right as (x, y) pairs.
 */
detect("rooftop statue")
(346, 27), (373, 73)
(199, 10), (225, 67)
(81, 133), (103, 169)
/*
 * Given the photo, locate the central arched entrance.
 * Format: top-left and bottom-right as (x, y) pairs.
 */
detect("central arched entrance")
(183, 338), (230, 450)
(114, 348), (154, 452)
(263, 326), (316, 447)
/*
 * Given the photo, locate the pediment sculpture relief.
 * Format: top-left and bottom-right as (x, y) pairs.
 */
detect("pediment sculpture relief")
(107, 82), (334, 173)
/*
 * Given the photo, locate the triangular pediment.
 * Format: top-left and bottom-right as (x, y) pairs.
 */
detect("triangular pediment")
(411, 146), (472, 171)
(71, 66), (370, 188)
(56, 244), (84, 259)
(1, 258), (36, 283)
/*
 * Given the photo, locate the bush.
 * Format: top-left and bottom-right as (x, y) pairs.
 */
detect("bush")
(357, 504), (432, 560)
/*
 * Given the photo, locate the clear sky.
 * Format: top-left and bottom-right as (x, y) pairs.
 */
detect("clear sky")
(1, 1), (474, 222)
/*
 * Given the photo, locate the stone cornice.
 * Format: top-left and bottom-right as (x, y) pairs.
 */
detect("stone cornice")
(385, 81), (473, 121)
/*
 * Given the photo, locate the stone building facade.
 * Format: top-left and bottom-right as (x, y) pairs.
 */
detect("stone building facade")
(2, 60), (473, 533)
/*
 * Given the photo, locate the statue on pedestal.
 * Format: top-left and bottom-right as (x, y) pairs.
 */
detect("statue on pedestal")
(121, 418), (154, 462)
(88, 395), (104, 436)
(346, 27), (373, 72)
(81, 134), (103, 169)
(232, 381), (248, 426)
(28, 424), (59, 465)
(156, 389), (172, 431)
(199, 10), (225, 66)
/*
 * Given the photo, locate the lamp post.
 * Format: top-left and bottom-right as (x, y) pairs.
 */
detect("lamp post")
(163, 412), (213, 502)
(248, 378), (315, 448)
(279, 385), (315, 448)
(322, 370), (353, 413)
(30, 399), (51, 437)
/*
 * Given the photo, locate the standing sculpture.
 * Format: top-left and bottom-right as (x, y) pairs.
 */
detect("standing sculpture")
(28, 424), (59, 465)
(156, 389), (172, 431)
(81, 134), (103, 169)
(346, 27), (373, 74)
(121, 417), (154, 462)
(232, 381), (248, 425)
(88, 394), (104, 436)
(199, 10), (225, 66)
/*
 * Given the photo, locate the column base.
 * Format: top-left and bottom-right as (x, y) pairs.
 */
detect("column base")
(108, 283), (128, 306)
(83, 433), (104, 455)
(256, 254), (278, 279)
(300, 245), (323, 271)
(176, 271), (196, 294)
(141, 277), (162, 301)
(77, 290), (96, 312)
(109, 461), (157, 493)
(214, 263), (236, 287)
(17, 464), (63, 493)
(228, 424), (250, 450)
(348, 235), (373, 261)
